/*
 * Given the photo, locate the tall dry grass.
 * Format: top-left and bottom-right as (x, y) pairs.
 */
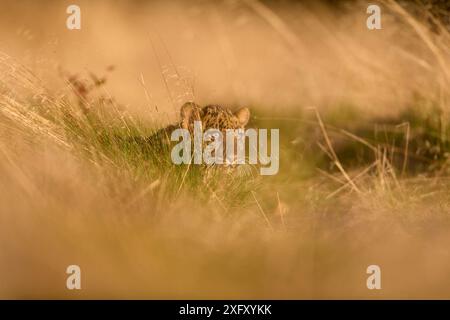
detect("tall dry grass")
(1, 0), (450, 299)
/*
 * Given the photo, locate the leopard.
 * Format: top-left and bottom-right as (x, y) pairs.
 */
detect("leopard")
(155, 102), (249, 138)
(136, 102), (251, 181)
(147, 102), (250, 152)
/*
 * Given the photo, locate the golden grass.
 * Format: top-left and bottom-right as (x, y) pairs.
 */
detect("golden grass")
(1, 0), (450, 299)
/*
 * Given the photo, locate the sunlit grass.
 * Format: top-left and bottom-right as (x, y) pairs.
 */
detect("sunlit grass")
(1, 0), (450, 299)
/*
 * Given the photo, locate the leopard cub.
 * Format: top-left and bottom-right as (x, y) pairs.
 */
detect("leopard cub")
(149, 102), (250, 148)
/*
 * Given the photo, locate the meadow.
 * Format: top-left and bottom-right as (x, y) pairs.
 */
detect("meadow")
(0, 0), (450, 298)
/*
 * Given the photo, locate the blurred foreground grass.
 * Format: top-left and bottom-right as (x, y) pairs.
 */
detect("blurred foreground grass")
(1, 75), (450, 299)
(1, 0), (450, 299)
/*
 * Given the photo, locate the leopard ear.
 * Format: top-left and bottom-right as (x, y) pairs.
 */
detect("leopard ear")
(235, 107), (250, 127)
(180, 102), (201, 129)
